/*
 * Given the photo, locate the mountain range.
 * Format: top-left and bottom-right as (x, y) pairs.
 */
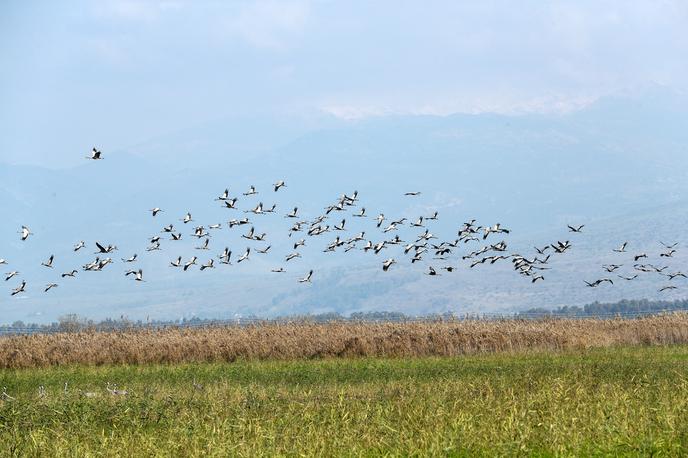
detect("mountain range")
(1, 86), (687, 323)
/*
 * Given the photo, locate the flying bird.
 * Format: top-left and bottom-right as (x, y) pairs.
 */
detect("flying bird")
(247, 202), (264, 215)
(183, 256), (197, 271)
(218, 248), (232, 264)
(298, 270), (313, 283)
(86, 147), (103, 160)
(659, 285), (678, 292)
(285, 252), (301, 262)
(222, 198), (239, 210)
(41, 255), (54, 268)
(19, 226), (32, 241)
(237, 248), (251, 263)
(613, 242), (628, 253)
(200, 260), (215, 271)
(11, 280), (26, 296)
(215, 189), (230, 201)
(534, 245), (550, 255)
(602, 264), (622, 273)
(195, 238), (210, 250)
(665, 272), (687, 280)
(382, 258), (396, 271)
(376, 214), (385, 228)
(94, 242), (117, 254)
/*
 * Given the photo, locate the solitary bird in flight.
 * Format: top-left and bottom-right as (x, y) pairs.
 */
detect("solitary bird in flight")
(86, 147), (103, 160)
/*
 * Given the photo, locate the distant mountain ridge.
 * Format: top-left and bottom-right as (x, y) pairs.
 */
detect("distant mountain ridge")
(1, 87), (687, 323)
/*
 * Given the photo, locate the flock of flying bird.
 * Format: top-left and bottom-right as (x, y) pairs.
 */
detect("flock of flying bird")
(2, 147), (685, 298)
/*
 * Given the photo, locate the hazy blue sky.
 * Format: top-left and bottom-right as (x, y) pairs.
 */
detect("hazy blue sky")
(1, 1), (687, 166)
(3, 1), (688, 322)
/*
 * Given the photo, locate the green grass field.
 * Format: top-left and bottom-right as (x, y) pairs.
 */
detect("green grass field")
(1, 346), (688, 456)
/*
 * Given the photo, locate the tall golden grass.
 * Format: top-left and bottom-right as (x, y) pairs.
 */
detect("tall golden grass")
(2, 314), (688, 368)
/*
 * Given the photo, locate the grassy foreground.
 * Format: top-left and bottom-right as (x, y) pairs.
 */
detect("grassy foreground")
(1, 346), (688, 456)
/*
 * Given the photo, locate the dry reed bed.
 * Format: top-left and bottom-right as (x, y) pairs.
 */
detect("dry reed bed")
(2, 314), (688, 369)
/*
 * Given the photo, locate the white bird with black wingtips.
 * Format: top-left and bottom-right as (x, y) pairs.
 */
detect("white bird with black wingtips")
(237, 248), (251, 263)
(44, 283), (58, 292)
(19, 226), (32, 241)
(382, 258), (396, 271)
(86, 147), (103, 160)
(298, 270), (313, 283)
(62, 270), (78, 278)
(11, 280), (26, 296)
(215, 189), (230, 201)
(41, 255), (54, 268)
(200, 259), (215, 271)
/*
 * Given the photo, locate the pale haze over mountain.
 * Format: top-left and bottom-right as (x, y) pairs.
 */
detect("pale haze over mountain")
(1, 1), (687, 323)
